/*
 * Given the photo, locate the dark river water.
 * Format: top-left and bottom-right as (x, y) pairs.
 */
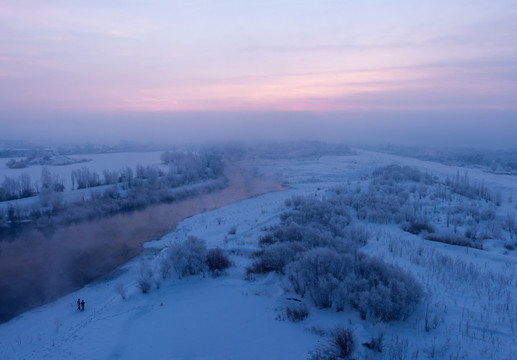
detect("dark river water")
(0, 164), (284, 323)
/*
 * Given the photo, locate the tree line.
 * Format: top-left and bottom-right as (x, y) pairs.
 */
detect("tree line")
(0, 149), (225, 227)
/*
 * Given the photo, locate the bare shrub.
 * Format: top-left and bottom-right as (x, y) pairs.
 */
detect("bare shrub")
(331, 326), (355, 359)
(245, 259), (268, 276)
(137, 260), (153, 293)
(363, 332), (384, 353)
(258, 233), (274, 245)
(345, 225), (370, 246)
(386, 336), (409, 360)
(206, 247), (231, 274)
(113, 282), (127, 300)
(425, 233), (482, 249)
(401, 220), (434, 235)
(159, 255), (172, 279)
(285, 302), (309, 322)
(309, 326), (355, 360)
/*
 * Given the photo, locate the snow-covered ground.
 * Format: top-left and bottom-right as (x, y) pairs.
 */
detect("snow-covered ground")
(0, 151), (165, 190)
(1, 150), (516, 359)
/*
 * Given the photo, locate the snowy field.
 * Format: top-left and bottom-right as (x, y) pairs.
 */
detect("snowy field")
(1, 149), (516, 359)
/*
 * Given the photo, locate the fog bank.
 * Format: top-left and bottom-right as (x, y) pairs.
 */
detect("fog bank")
(2, 110), (516, 149)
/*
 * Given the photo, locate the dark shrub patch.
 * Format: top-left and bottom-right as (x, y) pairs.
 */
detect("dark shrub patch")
(206, 247), (231, 273)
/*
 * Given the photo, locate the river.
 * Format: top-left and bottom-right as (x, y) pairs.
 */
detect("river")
(0, 163), (284, 323)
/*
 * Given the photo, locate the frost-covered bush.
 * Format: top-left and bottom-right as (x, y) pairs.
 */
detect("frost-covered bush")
(372, 165), (433, 185)
(280, 196), (352, 236)
(451, 202), (496, 224)
(266, 222), (355, 252)
(286, 248), (353, 308)
(350, 192), (410, 224)
(270, 222), (306, 243)
(251, 168), (431, 321)
(348, 255), (423, 321)
(206, 247), (231, 274)
(250, 242), (304, 274)
(168, 236), (208, 277)
(284, 250), (422, 320)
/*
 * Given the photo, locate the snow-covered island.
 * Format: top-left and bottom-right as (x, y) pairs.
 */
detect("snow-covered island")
(6, 154), (91, 169)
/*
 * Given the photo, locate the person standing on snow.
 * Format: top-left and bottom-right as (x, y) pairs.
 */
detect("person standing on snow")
(81, 299), (85, 311)
(77, 298), (81, 310)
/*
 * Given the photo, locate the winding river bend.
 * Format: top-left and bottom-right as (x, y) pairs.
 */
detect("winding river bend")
(0, 164), (284, 323)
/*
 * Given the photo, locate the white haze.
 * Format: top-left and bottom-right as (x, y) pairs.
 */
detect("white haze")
(2, 110), (516, 149)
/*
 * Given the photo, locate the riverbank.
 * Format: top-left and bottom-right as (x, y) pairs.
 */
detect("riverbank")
(0, 163), (284, 323)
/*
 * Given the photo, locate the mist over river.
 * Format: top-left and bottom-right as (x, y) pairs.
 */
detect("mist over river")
(0, 164), (283, 323)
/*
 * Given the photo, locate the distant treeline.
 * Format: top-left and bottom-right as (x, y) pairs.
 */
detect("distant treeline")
(6, 150), (90, 169)
(0, 149), (225, 228)
(0, 141), (162, 159)
(377, 145), (517, 173)
(55, 141), (162, 155)
(218, 141), (356, 161)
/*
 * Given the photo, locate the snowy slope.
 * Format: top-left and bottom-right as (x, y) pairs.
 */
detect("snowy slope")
(1, 150), (516, 359)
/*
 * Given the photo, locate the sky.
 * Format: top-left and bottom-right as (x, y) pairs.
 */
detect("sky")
(0, 0), (516, 146)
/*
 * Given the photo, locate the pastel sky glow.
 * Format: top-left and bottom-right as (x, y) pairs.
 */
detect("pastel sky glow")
(1, 1), (516, 144)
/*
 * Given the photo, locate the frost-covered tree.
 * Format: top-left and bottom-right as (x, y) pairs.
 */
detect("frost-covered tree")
(120, 166), (134, 189)
(0, 176), (21, 201)
(71, 167), (100, 189)
(102, 169), (119, 185)
(19, 173), (34, 198)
